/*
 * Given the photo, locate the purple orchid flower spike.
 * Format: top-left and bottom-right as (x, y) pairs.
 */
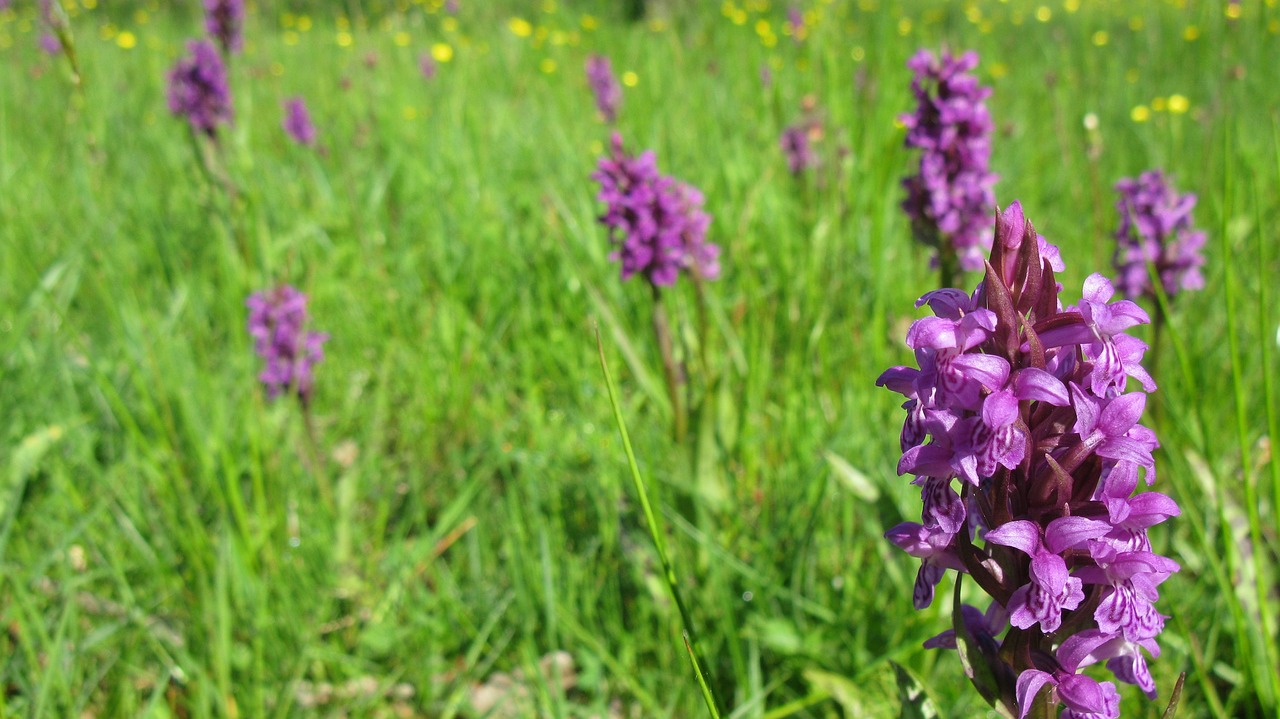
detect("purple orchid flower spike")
(1113, 170), (1206, 302)
(900, 48), (998, 278)
(592, 133), (720, 288)
(879, 201), (1179, 717)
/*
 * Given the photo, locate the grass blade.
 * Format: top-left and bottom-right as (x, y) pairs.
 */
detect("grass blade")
(596, 324), (723, 719)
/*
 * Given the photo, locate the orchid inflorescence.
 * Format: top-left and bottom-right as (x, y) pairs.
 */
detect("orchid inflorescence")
(586, 54), (623, 125)
(1112, 170), (1205, 303)
(900, 49), (998, 275)
(204, 0), (244, 56)
(247, 286), (329, 407)
(167, 39), (233, 138)
(593, 133), (720, 288)
(282, 97), (318, 147)
(879, 203), (1179, 718)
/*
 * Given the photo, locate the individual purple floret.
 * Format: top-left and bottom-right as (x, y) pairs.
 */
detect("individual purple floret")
(878, 202), (1179, 718)
(167, 39), (233, 138)
(1112, 170), (1205, 302)
(592, 132), (720, 287)
(900, 48), (998, 273)
(780, 124), (817, 176)
(282, 97), (317, 147)
(585, 54), (623, 124)
(205, 0), (244, 55)
(247, 286), (329, 406)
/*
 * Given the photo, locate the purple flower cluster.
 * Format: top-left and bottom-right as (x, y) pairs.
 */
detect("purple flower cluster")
(247, 286), (329, 405)
(879, 203), (1179, 718)
(780, 123), (817, 176)
(592, 133), (720, 287)
(167, 40), (233, 138)
(282, 97), (318, 147)
(204, 0), (244, 55)
(585, 54), (623, 124)
(900, 49), (998, 272)
(1112, 170), (1205, 302)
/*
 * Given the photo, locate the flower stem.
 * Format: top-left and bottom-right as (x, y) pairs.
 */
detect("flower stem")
(652, 285), (687, 443)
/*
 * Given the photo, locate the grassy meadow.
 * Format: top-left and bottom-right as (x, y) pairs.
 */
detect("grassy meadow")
(2, 0), (1279, 716)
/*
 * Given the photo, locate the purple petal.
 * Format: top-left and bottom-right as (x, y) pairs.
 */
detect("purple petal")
(985, 520), (1042, 555)
(1045, 516), (1113, 554)
(1015, 670), (1055, 719)
(1013, 367), (1069, 405)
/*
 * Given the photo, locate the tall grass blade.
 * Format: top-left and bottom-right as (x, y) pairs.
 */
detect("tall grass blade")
(596, 324), (723, 719)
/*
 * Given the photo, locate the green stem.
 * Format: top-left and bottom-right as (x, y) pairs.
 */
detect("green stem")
(596, 327), (723, 719)
(652, 285), (687, 443)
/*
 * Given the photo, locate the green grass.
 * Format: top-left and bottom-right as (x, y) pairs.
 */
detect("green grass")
(1, 0), (1278, 716)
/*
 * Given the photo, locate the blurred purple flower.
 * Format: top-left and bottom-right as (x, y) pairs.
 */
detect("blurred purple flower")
(419, 53), (437, 80)
(282, 96), (317, 147)
(1112, 170), (1205, 302)
(586, 54), (622, 124)
(900, 48), (997, 272)
(38, 32), (61, 54)
(167, 39), (233, 138)
(785, 5), (805, 40)
(592, 132), (720, 287)
(445, 0), (459, 13)
(759, 62), (773, 88)
(204, 0), (243, 55)
(247, 286), (329, 406)
(780, 124), (816, 175)
(878, 202), (1178, 718)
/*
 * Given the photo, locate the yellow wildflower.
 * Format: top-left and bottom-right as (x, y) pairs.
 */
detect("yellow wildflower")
(539, 58), (556, 73)
(1130, 105), (1150, 123)
(1167, 95), (1189, 114)
(622, 71), (638, 87)
(1092, 30), (1108, 46)
(432, 42), (453, 62)
(394, 31), (410, 47)
(116, 31), (136, 48)
(509, 17), (532, 37)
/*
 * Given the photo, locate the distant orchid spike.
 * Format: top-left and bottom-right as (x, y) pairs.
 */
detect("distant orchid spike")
(282, 97), (317, 147)
(167, 39), (233, 138)
(247, 286), (329, 406)
(780, 124), (817, 175)
(585, 54), (623, 124)
(1112, 170), (1205, 302)
(592, 132), (720, 287)
(900, 48), (998, 273)
(785, 4), (806, 41)
(419, 53), (438, 80)
(879, 202), (1178, 718)
(205, 0), (244, 55)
